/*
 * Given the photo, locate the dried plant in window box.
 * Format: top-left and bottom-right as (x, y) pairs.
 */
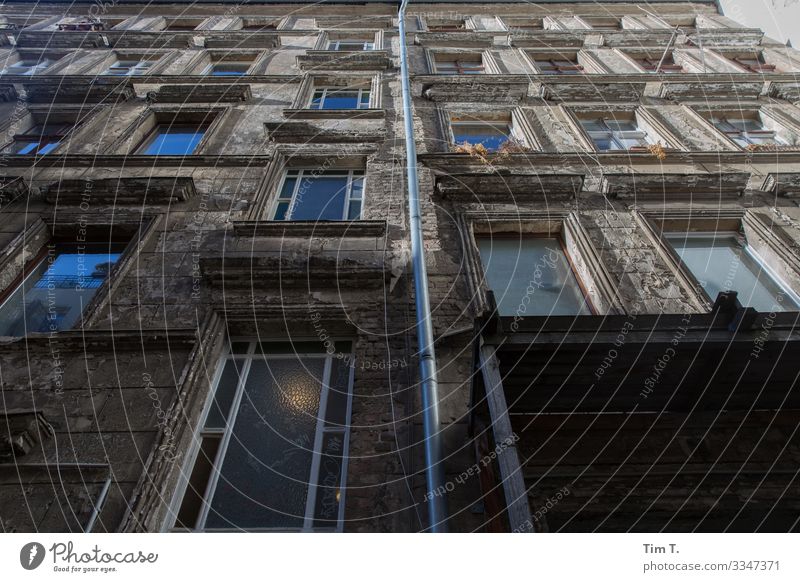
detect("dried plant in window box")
(646, 142), (668, 160)
(495, 138), (533, 157)
(454, 141), (491, 163)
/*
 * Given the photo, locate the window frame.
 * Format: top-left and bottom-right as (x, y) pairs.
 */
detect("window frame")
(272, 169), (366, 221)
(533, 57), (585, 75)
(3, 58), (54, 76)
(170, 339), (355, 532)
(6, 122), (73, 155)
(662, 231), (800, 311)
(0, 217), (147, 336)
(709, 114), (784, 148)
(433, 55), (486, 75)
(581, 116), (651, 151)
(637, 210), (800, 313)
(475, 233), (597, 317)
(136, 123), (210, 156)
(0, 242), (126, 335)
(460, 211), (624, 317)
(327, 39), (375, 51)
(309, 87), (372, 110)
(104, 59), (153, 76)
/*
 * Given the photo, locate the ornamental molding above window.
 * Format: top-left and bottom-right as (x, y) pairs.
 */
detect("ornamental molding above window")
(200, 254), (391, 291)
(601, 172), (751, 199)
(37, 177), (198, 205)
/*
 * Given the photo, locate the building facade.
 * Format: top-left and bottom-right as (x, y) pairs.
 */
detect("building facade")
(1, 0), (799, 533)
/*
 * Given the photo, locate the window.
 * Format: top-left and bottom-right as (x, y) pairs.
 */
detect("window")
(105, 59), (152, 76)
(0, 244), (123, 335)
(434, 56), (484, 75)
(310, 87), (371, 110)
(3, 58), (52, 75)
(205, 62), (251, 76)
(5, 123), (72, 155)
(273, 170), (364, 221)
(710, 115), (784, 147)
(451, 117), (512, 152)
(635, 54), (684, 73)
(173, 340), (354, 531)
(665, 232), (800, 312)
(534, 57), (584, 75)
(327, 40), (374, 51)
(477, 237), (592, 316)
(581, 117), (651, 151)
(732, 54), (776, 73)
(138, 125), (207, 155)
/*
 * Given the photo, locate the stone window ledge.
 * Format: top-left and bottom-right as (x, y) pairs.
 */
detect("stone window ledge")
(282, 108), (385, 120)
(297, 50), (391, 71)
(200, 254), (390, 290)
(602, 172), (750, 199)
(232, 220), (387, 238)
(37, 177), (197, 205)
(264, 121), (386, 143)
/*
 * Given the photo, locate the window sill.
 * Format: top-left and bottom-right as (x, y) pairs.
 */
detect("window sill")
(232, 219), (387, 238)
(296, 50), (391, 71)
(40, 177), (197, 205)
(282, 108), (385, 120)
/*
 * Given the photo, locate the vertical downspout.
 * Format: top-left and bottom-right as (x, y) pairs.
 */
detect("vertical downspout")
(397, 0), (448, 532)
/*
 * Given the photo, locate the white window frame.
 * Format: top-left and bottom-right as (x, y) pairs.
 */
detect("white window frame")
(710, 115), (784, 147)
(4, 58), (52, 75)
(105, 59), (152, 76)
(582, 117), (651, 151)
(327, 40), (375, 51)
(273, 169), (365, 221)
(309, 87), (371, 110)
(171, 340), (355, 532)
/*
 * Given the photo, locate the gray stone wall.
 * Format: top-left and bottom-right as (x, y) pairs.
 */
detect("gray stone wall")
(1, 1), (800, 533)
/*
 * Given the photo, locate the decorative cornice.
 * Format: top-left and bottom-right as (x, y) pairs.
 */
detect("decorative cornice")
(0, 328), (199, 352)
(601, 172), (750, 198)
(39, 177), (197, 205)
(200, 254), (391, 289)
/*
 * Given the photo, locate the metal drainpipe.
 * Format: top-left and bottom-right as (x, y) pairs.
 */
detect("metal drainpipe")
(397, 0), (448, 532)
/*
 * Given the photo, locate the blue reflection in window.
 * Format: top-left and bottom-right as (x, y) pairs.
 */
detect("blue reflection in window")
(0, 244), (124, 336)
(140, 125), (206, 155)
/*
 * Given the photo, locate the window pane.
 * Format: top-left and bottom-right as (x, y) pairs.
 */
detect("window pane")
(320, 90), (361, 109)
(175, 436), (221, 529)
(666, 233), (798, 312)
(0, 245), (123, 335)
(290, 174), (349, 220)
(205, 359), (243, 429)
(324, 358), (351, 428)
(141, 126), (205, 155)
(453, 124), (510, 152)
(592, 136), (617, 150)
(477, 237), (592, 316)
(206, 357), (325, 529)
(312, 432), (345, 528)
(209, 64), (248, 76)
